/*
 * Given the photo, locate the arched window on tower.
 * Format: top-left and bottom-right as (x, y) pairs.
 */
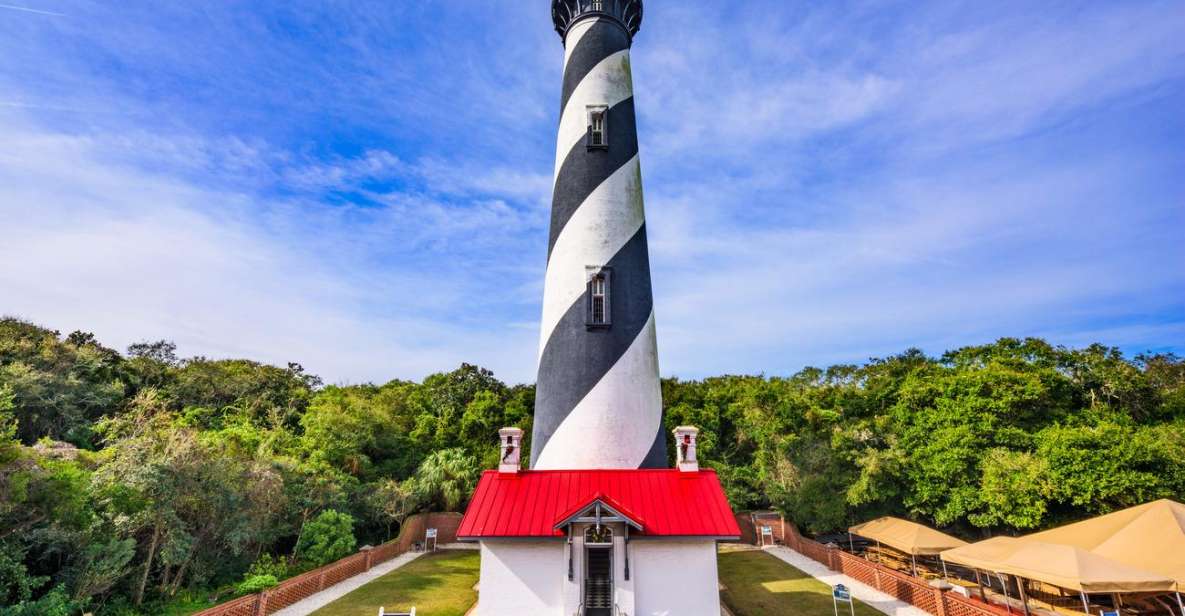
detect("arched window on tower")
(588, 106), (608, 150)
(586, 268), (611, 328)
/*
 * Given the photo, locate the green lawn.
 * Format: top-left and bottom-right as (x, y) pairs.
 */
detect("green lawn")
(309, 546), (872, 616)
(719, 548), (884, 616)
(310, 550), (480, 616)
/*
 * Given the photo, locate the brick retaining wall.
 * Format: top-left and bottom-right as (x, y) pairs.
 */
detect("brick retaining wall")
(734, 512), (758, 545)
(735, 511), (790, 546)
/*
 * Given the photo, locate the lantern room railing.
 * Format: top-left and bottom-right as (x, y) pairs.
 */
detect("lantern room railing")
(551, 0), (644, 41)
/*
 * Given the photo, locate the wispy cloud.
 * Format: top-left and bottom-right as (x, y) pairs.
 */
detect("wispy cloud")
(0, 113), (540, 383)
(0, 0), (1181, 383)
(0, 3), (64, 17)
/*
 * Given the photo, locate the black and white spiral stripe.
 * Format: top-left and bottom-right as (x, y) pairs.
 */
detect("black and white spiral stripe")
(530, 11), (665, 470)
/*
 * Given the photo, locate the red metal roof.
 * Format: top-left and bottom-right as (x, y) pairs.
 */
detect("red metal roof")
(458, 469), (741, 539)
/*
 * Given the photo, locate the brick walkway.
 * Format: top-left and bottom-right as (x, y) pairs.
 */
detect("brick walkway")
(764, 546), (931, 616)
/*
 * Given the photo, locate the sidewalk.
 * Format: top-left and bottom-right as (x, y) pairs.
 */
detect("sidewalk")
(270, 551), (423, 616)
(764, 546), (931, 616)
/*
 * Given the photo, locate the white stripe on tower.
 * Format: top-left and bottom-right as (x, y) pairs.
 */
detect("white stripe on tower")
(534, 311), (661, 469)
(532, 0), (664, 470)
(538, 154), (642, 356)
(552, 49), (632, 183)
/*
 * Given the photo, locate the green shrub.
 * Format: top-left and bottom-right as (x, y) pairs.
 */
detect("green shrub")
(235, 574), (278, 595)
(296, 510), (356, 567)
(0, 584), (81, 616)
(246, 553), (290, 580)
(0, 545), (44, 607)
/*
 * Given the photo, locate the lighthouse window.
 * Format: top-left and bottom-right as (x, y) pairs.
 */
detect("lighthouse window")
(588, 106), (608, 150)
(587, 268), (611, 328)
(590, 279), (606, 324)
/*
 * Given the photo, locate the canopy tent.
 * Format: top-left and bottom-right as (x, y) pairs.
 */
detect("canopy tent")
(1026, 499), (1185, 587)
(850, 516), (968, 556)
(941, 537), (1177, 594)
(939, 536), (1020, 571)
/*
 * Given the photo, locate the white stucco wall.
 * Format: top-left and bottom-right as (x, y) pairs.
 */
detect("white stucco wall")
(631, 540), (721, 616)
(477, 541), (566, 616)
(477, 536), (720, 616)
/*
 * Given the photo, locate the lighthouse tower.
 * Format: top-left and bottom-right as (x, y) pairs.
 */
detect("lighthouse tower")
(457, 4), (740, 614)
(532, 0), (665, 470)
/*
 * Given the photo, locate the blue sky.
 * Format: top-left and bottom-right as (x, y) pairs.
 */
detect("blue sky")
(1, 1), (1182, 385)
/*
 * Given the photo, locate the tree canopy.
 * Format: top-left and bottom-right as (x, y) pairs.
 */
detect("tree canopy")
(1, 317), (1181, 614)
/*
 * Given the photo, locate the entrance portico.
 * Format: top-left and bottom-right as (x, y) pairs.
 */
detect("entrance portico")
(556, 498), (644, 615)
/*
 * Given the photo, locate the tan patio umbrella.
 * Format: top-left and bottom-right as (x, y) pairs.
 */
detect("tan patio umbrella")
(1027, 499), (1185, 588)
(849, 516), (968, 556)
(1027, 499), (1185, 615)
(943, 537), (1178, 614)
(940, 536), (1023, 571)
(850, 516), (969, 577)
(940, 537), (1027, 610)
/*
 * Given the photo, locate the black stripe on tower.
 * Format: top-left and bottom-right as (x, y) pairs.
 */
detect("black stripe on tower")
(548, 97), (637, 257)
(560, 19), (630, 113)
(533, 225), (658, 465)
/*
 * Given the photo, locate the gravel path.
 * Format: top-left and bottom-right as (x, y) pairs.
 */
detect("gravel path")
(764, 546), (931, 616)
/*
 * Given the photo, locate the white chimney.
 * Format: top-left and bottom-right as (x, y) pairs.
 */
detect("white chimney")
(673, 426), (699, 472)
(498, 427), (524, 473)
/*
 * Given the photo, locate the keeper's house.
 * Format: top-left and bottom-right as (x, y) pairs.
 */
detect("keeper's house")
(458, 427), (740, 616)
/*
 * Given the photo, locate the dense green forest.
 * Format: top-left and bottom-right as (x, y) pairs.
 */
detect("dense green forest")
(1, 317), (1182, 614)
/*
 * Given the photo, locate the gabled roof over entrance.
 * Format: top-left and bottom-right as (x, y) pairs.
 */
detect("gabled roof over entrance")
(552, 493), (645, 531)
(458, 469), (741, 540)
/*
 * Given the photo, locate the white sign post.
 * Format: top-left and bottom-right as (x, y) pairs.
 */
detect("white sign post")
(833, 584), (855, 616)
(760, 526), (774, 548)
(425, 528), (438, 552)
